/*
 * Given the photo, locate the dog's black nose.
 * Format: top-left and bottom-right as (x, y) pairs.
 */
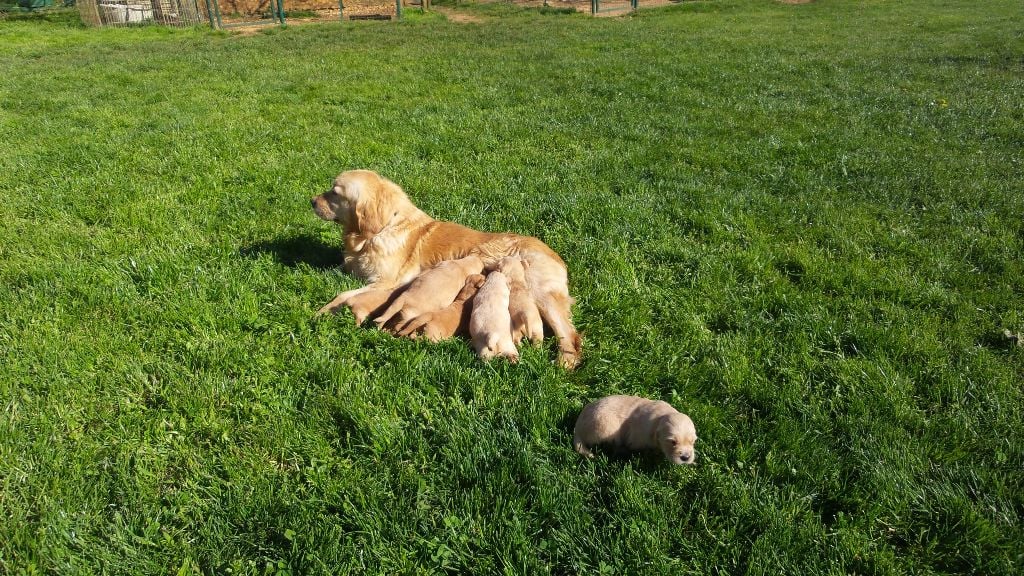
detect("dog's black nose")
(310, 198), (317, 208)
(679, 452), (692, 462)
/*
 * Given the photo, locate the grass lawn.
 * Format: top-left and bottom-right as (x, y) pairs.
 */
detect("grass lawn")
(1, 0), (1022, 573)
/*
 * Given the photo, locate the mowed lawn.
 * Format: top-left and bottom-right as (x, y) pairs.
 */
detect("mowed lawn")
(1, 0), (1022, 573)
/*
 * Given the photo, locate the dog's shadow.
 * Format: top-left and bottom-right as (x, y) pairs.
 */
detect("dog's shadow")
(240, 233), (340, 270)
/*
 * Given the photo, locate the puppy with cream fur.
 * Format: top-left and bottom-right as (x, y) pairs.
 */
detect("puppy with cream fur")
(573, 395), (697, 465)
(497, 255), (544, 346)
(373, 255), (485, 332)
(396, 274), (486, 342)
(469, 271), (519, 362)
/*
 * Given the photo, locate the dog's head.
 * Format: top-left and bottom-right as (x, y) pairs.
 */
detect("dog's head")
(657, 413), (697, 465)
(457, 273), (487, 301)
(496, 255), (529, 283)
(311, 170), (414, 242)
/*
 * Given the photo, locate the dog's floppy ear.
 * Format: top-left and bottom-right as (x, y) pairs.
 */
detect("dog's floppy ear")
(354, 178), (400, 237)
(355, 198), (391, 237)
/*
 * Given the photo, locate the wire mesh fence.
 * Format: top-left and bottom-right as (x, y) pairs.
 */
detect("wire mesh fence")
(77, 0), (209, 25)
(70, 0), (652, 29)
(208, 0), (283, 28)
(75, 0), (399, 26)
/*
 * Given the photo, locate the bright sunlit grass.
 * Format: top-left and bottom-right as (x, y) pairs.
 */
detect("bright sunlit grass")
(1, 1), (1022, 573)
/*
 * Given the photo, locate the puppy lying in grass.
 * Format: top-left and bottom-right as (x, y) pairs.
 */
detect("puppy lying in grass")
(396, 274), (486, 342)
(470, 270), (519, 363)
(374, 255), (485, 332)
(497, 255), (544, 346)
(316, 285), (403, 325)
(574, 395), (697, 465)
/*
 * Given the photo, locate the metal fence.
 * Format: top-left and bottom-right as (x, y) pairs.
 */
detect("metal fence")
(590, 0), (635, 15)
(77, 0), (210, 25)
(76, 0), (408, 26)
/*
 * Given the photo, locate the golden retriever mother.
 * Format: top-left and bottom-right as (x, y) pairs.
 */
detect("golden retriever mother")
(312, 170), (582, 369)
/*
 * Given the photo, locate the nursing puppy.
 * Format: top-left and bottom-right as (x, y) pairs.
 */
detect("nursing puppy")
(573, 395), (697, 465)
(315, 285), (403, 325)
(396, 274), (486, 342)
(469, 271), (519, 362)
(374, 255), (485, 332)
(497, 255), (543, 346)
(311, 170), (581, 368)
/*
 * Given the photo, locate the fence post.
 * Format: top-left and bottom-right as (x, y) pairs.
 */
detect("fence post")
(395, 0), (401, 19)
(337, 0), (343, 19)
(211, 0), (222, 28)
(203, 0), (215, 27)
(590, 0), (596, 15)
(277, 0), (285, 24)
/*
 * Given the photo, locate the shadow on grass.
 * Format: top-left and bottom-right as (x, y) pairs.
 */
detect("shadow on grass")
(0, 7), (82, 25)
(240, 233), (341, 270)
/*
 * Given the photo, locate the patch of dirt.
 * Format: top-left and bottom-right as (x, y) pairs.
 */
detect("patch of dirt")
(219, 5), (394, 30)
(227, 24), (268, 34)
(477, 0), (686, 17)
(776, 0), (813, 4)
(434, 6), (484, 22)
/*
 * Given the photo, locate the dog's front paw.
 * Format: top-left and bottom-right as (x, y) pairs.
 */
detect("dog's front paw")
(315, 292), (352, 317)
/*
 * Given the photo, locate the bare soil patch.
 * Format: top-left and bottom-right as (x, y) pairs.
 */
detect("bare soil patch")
(434, 6), (485, 22)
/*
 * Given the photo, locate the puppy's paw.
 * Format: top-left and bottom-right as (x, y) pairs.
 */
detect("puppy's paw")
(557, 351), (580, 370)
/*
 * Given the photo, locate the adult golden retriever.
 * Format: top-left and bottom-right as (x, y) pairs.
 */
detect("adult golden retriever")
(311, 169), (581, 369)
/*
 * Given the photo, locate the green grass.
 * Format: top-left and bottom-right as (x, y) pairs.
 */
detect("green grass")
(1, 1), (1022, 573)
